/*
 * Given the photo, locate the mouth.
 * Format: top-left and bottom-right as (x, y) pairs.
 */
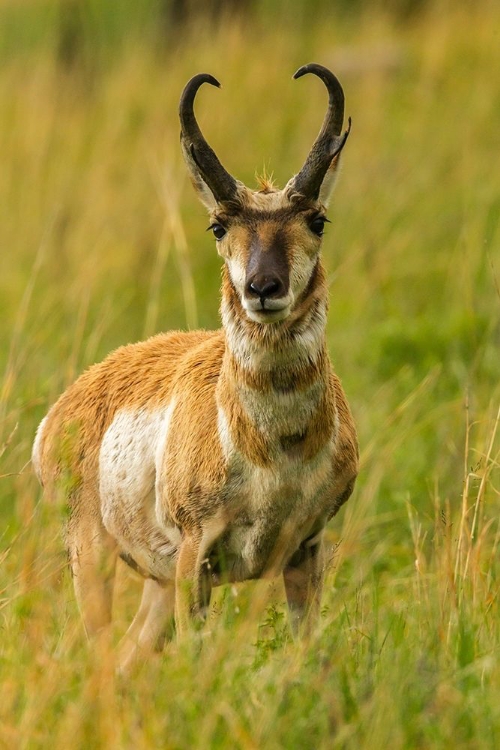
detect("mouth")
(245, 305), (290, 324)
(243, 294), (293, 324)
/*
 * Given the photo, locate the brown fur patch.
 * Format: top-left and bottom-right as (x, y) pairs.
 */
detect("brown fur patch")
(158, 335), (229, 529)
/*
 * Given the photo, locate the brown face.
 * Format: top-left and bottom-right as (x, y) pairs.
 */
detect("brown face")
(179, 68), (349, 324)
(209, 188), (328, 324)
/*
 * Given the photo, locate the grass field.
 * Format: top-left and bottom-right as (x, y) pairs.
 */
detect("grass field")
(1, 1), (499, 747)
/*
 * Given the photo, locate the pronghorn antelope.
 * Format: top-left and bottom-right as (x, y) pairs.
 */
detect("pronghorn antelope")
(32, 63), (358, 670)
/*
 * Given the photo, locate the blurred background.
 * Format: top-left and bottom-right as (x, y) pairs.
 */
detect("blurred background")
(0, 1), (499, 745)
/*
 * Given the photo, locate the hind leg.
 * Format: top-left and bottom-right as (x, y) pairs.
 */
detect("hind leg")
(67, 512), (118, 637)
(118, 578), (175, 674)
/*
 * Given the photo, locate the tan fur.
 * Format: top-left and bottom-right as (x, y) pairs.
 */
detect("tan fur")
(33, 85), (358, 672)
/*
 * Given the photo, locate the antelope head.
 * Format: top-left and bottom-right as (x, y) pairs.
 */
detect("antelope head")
(179, 64), (350, 325)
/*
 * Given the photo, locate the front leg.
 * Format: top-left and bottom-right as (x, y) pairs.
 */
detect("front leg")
(175, 533), (212, 637)
(283, 532), (325, 637)
(118, 578), (175, 675)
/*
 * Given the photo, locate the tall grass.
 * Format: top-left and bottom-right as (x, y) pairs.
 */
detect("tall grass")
(1, 1), (499, 747)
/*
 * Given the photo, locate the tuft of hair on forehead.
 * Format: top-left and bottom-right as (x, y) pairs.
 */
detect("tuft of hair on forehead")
(255, 168), (277, 194)
(213, 178), (322, 221)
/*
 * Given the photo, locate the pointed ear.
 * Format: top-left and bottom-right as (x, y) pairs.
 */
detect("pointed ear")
(181, 140), (218, 211)
(318, 115), (351, 205)
(318, 151), (343, 206)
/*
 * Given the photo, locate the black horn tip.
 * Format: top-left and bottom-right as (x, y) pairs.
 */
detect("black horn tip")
(293, 62), (345, 128)
(293, 63), (345, 102)
(187, 73), (221, 90)
(293, 63), (336, 83)
(293, 63), (318, 80)
(180, 73), (221, 114)
(293, 65), (306, 80)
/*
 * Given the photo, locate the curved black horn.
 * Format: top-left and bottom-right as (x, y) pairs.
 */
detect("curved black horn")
(179, 73), (238, 204)
(291, 63), (351, 200)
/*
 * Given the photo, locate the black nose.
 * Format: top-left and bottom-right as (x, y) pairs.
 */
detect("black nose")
(246, 276), (283, 299)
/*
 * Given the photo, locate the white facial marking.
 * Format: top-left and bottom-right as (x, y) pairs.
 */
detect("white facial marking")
(289, 251), (318, 299)
(226, 257), (246, 296)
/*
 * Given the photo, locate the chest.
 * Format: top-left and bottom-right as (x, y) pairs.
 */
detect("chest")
(210, 429), (335, 581)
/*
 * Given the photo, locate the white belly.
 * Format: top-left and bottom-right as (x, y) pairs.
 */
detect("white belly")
(99, 404), (180, 580)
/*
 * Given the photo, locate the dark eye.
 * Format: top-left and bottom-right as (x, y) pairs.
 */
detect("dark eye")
(210, 223), (227, 240)
(310, 216), (327, 237)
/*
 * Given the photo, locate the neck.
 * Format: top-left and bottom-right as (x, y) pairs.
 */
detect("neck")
(220, 260), (329, 381)
(217, 262), (335, 466)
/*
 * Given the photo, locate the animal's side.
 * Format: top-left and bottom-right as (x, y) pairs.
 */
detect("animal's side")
(32, 64), (358, 672)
